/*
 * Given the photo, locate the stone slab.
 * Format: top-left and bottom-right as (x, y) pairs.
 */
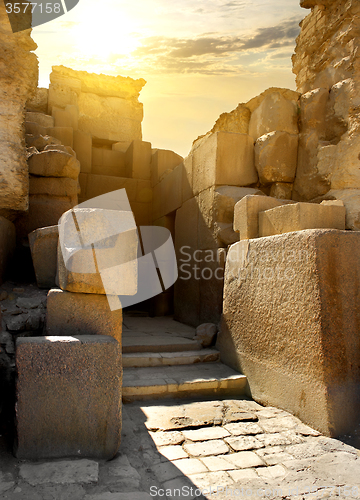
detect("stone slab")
(28, 150), (80, 180)
(218, 229), (360, 437)
(19, 460), (98, 485)
(259, 202), (346, 236)
(46, 288), (122, 342)
(28, 225), (58, 288)
(16, 335), (122, 460)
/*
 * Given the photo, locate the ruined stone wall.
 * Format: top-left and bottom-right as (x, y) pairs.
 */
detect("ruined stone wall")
(48, 66), (146, 144)
(0, 2), (38, 220)
(292, 0), (360, 230)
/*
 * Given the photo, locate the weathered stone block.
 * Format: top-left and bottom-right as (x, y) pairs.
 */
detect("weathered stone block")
(26, 112), (54, 128)
(323, 189), (360, 231)
(16, 196), (77, 238)
(85, 175), (137, 201)
(182, 155), (193, 204)
(136, 180), (152, 204)
(25, 122), (47, 137)
(29, 176), (78, 197)
(48, 83), (78, 115)
(47, 127), (74, 148)
(57, 209), (138, 295)
(234, 195), (294, 240)
(161, 164), (183, 217)
(131, 202), (152, 226)
(73, 130), (92, 173)
(218, 230), (360, 436)
(112, 141), (132, 153)
(16, 335), (122, 459)
(192, 132), (258, 195)
(151, 149), (183, 187)
(269, 183), (293, 200)
(91, 148), (126, 177)
(300, 88), (329, 136)
(26, 88), (48, 114)
(28, 151), (80, 180)
(46, 288), (122, 342)
(259, 202), (346, 237)
(255, 132), (299, 185)
(0, 217), (16, 284)
(125, 140), (152, 179)
(28, 225), (58, 288)
(52, 106), (77, 129)
(249, 92), (299, 141)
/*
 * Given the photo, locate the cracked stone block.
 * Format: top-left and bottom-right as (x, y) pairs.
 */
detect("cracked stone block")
(29, 225), (59, 289)
(15, 335), (122, 460)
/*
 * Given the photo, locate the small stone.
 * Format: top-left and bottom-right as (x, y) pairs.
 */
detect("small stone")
(0, 331), (11, 344)
(182, 427), (231, 441)
(0, 472), (15, 494)
(0, 291), (8, 301)
(25, 310), (42, 331)
(225, 436), (264, 451)
(8, 293), (16, 301)
(13, 288), (25, 293)
(159, 445), (188, 461)
(224, 422), (263, 436)
(17, 297), (44, 309)
(256, 433), (294, 447)
(184, 439), (229, 457)
(172, 458), (208, 475)
(5, 339), (15, 354)
(201, 456), (235, 472)
(224, 451), (265, 469)
(19, 460), (99, 485)
(149, 431), (184, 447)
(228, 468), (258, 481)
(194, 323), (217, 347)
(256, 464), (287, 479)
(6, 314), (28, 332)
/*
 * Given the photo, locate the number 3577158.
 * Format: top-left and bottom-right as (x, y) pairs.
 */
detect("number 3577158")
(5, 3), (62, 14)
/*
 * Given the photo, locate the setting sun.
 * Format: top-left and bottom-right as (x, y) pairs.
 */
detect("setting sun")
(71, 12), (140, 59)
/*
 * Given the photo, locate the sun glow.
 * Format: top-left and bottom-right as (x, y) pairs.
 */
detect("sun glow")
(71, 11), (140, 60)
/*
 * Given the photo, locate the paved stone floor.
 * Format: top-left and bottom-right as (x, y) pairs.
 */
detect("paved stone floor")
(1, 398), (360, 500)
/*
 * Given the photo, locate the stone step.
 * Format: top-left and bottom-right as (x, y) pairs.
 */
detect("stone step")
(122, 363), (247, 402)
(122, 349), (220, 368)
(122, 333), (201, 353)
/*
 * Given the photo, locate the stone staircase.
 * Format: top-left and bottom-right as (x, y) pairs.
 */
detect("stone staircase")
(122, 316), (247, 402)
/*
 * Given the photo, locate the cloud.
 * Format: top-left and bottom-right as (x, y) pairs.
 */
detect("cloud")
(128, 17), (301, 74)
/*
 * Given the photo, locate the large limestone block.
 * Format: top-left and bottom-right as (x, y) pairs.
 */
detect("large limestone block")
(58, 209), (138, 295)
(77, 93), (143, 143)
(125, 140), (152, 180)
(16, 196), (77, 239)
(47, 127), (74, 148)
(85, 175), (137, 202)
(50, 65), (146, 100)
(0, 217), (16, 284)
(26, 112), (54, 128)
(197, 186), (263, 249)
(218, 230), (360, 436)
(28, 151), (80, 180)
(0, 2), (38, 218)
(182, 155), (193, 204)
(29, 176), (78, 197)
(112, 141), (132, 153)
(321, 189), (360, 231)
(46, 288), (122, 342)
(91, 148), (126, 177)
(130, 202), (152, 226)
(249, 92), (299, 141)
(255, 132), (299, 184)
(318, 134), (360, 191)
(25, 121), (47, 137)
(16, 335), (122, 460)
(174, 198), (200, 326)
(26, 134), (62, 151)
(259, 202), (346, 237)
(151, 149), (183, 187)
(160, 164), (183, 217)
(192, 132), (258, 196)
(52, 105), (78, 130)
(29, 226), (58, 289)
(48, 83), (78, 115)
(26, 88), (48, 114)
(73, 130), (92, 173)
(246, 87), (301, 113)
(269, 183), (293, 200)
(211, 104), (251, 135)
(234, 195), (294, 240)
(293, 131), (330, 201)
(136, 180), (153, 204)
(300, 88), (329, 136)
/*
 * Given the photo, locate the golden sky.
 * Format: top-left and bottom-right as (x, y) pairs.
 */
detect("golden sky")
(32, 0), (305, 157)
